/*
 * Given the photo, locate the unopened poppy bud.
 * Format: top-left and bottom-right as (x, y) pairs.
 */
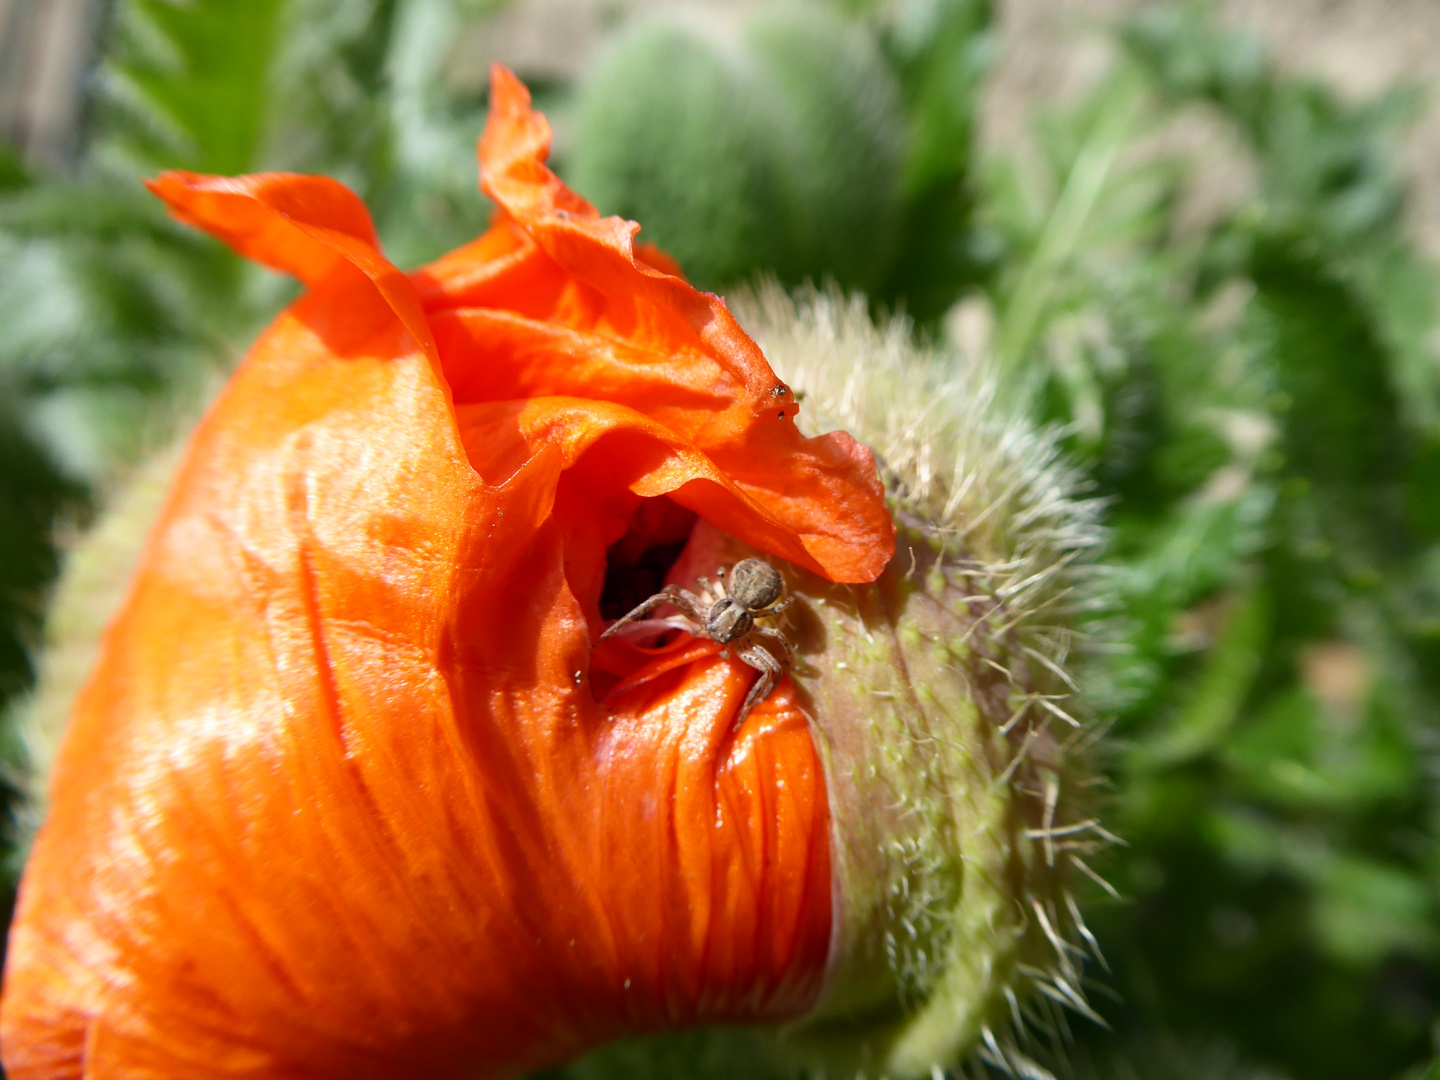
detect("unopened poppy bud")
(569, 4), (904, 291)
(0, 72), (1108, 1080)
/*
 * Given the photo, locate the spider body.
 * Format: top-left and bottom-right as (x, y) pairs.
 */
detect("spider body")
(704, 599), (754, 644)
(598, 558), (796, 724)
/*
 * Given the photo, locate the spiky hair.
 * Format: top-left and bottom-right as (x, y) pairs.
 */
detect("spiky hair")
(733, 282), (1116, 1080)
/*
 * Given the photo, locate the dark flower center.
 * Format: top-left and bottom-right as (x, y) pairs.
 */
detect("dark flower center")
(599, 496), (696, 620)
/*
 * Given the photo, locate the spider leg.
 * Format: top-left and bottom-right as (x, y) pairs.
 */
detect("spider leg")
(598, 585), (707, 642)
(767, 595), (795, 616)
(664, 586), (707, 621)
(735, 644), (783, 726)
(751, 625), (795, 665)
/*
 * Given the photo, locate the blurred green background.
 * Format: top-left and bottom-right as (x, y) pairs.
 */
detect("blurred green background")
(1, 0), (1438, 1077)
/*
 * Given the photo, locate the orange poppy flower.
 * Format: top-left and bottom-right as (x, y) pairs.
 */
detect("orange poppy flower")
(0, 67), (894, 1078)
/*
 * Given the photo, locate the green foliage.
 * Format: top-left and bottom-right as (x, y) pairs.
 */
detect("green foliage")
(881, 0), (995, 320)
(100, 0), (285, 174)
(531, 1029), (796, 1080)
(2, 1), (1439, 1078)
(973, 7), (1440, 1077)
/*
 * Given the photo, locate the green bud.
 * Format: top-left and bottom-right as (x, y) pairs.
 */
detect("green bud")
(566, 17), (790, 290)
(566, 4), (904, 292)
(727, 283), (1111, 1079)
(742, 5), (904, 289)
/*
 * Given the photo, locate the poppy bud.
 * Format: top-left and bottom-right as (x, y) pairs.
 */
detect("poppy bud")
(1, 66), (891, 1080)
(567, 4), (904, 291)
(1, 70), (1106, 1080)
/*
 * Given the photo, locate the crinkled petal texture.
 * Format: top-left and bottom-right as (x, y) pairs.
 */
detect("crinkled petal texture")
(0, 68), (893, 1079)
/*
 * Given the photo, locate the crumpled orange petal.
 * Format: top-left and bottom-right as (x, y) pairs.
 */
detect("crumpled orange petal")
(0, 67), (893, 1079)
(418, 67), (892, 582)
(146, 170), (437, 359)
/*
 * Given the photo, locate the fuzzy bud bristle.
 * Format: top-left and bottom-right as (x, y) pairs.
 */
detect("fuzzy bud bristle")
(722, 283), (1113, 1079)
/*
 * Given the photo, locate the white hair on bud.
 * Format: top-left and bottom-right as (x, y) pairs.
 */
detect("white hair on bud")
(732, 281), (1114, 1079)
(732, 280), (1105, 612)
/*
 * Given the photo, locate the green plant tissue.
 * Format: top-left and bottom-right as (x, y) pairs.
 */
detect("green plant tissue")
(566, 4), (903, 292)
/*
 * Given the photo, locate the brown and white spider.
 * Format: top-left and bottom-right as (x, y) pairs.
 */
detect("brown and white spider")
(597, 558), (796, 723)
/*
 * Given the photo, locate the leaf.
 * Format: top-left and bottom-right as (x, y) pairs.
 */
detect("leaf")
(1141, 583), (1270, 766)
(879, 0), (996, 320)
(98, 0), (287, 175)
(1246, 236), (1411, 566)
